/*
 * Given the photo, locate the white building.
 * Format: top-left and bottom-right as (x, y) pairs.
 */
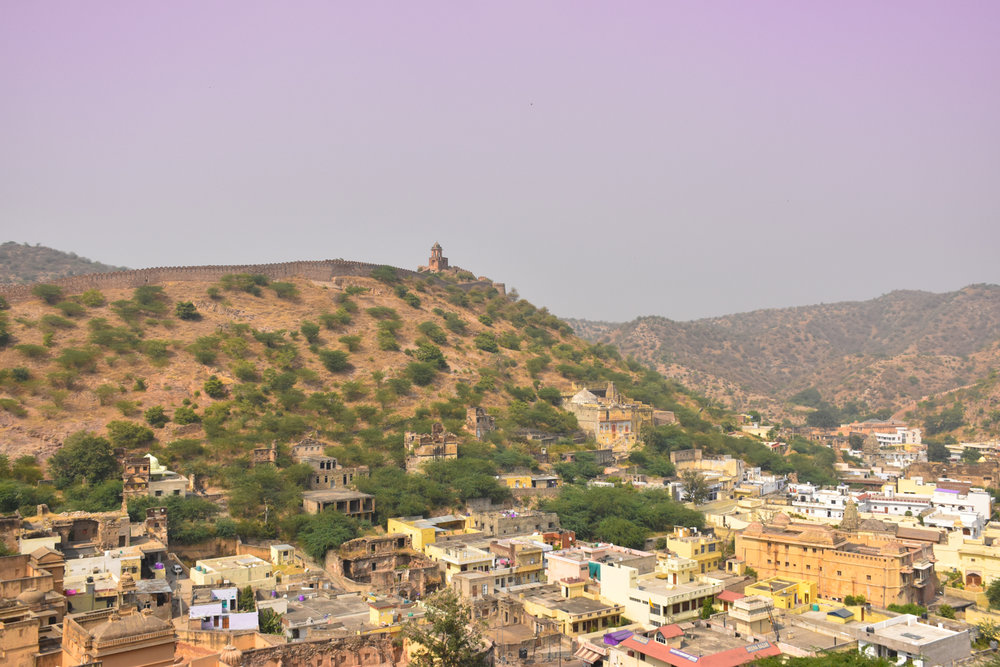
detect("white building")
(862, 488), (932, 516)
(874, 427), (922, 446)
(858, 614), (969, 667)
(598, 557), (722, 627)
(738, 468), (786, 497)
(188, 587), (258, 631)
(789, 483), (863, 520)
(922, 508), (985, 538)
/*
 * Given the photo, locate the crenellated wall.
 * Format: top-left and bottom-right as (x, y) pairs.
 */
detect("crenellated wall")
(0, 259), (505, 302)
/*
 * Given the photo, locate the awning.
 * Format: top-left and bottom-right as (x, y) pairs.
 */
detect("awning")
(574, 646), (603, 664)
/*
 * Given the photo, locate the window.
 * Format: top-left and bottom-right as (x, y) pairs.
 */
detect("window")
(867, 575), (872, 581)
(837, 571), (842, 576)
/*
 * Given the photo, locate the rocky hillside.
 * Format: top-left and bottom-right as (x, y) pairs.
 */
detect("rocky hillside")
(0, 267), (719, 467)
(0, 242), (129, 284)
(569, 284), (1000, 434)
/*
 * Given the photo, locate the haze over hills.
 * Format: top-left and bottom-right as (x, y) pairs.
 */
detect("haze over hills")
(569, 284), (1000, 437)
(0, 241), (129, 284)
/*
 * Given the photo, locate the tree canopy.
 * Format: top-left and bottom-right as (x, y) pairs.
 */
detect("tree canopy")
(48, 432), (120, 489)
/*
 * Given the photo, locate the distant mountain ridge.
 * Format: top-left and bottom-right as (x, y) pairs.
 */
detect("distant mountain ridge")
(0, 242), (128, 284)
(568, 284), (1000, 429)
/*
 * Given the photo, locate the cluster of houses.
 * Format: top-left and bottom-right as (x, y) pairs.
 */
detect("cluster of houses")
(6, 370), (1000, 667)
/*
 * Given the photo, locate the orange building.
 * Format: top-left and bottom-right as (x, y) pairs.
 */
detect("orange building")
(735, 514), (935, 608)
(62, 608), (176, 667)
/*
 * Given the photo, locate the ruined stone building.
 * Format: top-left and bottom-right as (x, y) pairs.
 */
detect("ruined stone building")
(404, 423), (459, 472)
(326, 534), (441, 598)
(252, 442), (277, 466)
(465, 407), (496, 440)
(299, 456), (370, 491)
(468, 510), (561, 538)
(290, 436), (326, 461)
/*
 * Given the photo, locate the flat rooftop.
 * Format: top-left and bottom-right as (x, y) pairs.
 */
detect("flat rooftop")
(197, 554), (269, 570)
(635, 575), (720, 599)
(284, 593), (371, 627)
(875, 619), (960, 645)
(521, 586), (620, 616)
(302, 489), (373, 502)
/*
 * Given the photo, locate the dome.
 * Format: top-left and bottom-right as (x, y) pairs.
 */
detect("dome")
(91, 612), (171, 643)
(570, 389), (598, 405)
(16, 588), (46, 605)
(769, 512), (791, 527)
(220, 644), (244, 666)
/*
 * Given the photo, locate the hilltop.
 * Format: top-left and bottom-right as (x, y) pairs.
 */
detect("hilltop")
(0, 254), (849, 554)
(0, 241), (129, 284)
(569, 284), (1000, 438)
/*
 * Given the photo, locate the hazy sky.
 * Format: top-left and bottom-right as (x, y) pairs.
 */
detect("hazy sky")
(3, 2), (998, 322)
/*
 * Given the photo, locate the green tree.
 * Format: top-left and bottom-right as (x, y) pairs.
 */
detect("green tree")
(174, 301), (200, 320)
(474, 333), (499, 353)
(987, 578), (1000, 609)
(404, 588), (486, 667)
(806, 405), (840, 428)
(300, 321), (320, 344)
(270, 282), (299, 300)
(258, 608), (283, 634)
(370, 265), (398, 283)
(318, 349), (350, 373)
(238, 585), (255, 611)
(295, 510), (360, 561)
(48, 432), (120, 489)
(927, 440), (950, 462)
(700, 596), (717, 619)
(961, 447), (981, 464)
(681, 469), (711, 504)
(106, 420), (156, 450)
(32, 283), (64, 304)
(203, 376), (228, 399)
(144, 406), (169, 428)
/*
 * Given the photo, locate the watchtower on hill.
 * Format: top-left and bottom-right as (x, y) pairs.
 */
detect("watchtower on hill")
(427, 242), (448, 273)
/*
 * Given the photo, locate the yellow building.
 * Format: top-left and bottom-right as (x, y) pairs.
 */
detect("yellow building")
(385, 515), (473, 553)
(189, 555), (274, 590)
(743, 577), (817, 609)
(498, 473), (561, 490)
(664, 527), (723, 574)
(516, 585), (624, 636)
(957, 539), (1000, 589)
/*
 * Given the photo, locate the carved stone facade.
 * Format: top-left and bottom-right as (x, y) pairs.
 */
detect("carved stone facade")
(236, 634), (405, 667)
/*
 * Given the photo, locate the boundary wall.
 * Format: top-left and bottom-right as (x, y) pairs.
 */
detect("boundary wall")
(0, 259), (504, 302)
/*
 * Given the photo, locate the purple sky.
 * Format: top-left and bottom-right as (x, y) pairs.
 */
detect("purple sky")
(2, 2), (998, 321)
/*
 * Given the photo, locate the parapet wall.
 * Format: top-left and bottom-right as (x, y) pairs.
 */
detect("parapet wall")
(0, 259), (504, 302)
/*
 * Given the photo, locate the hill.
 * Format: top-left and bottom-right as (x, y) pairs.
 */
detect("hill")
(0, 260), (837, 553)
(0, 241), (129, 284)
(568, 284), (1000, 436)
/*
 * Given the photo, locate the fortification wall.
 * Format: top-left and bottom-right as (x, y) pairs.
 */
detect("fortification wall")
(0, 259), (502, 302)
